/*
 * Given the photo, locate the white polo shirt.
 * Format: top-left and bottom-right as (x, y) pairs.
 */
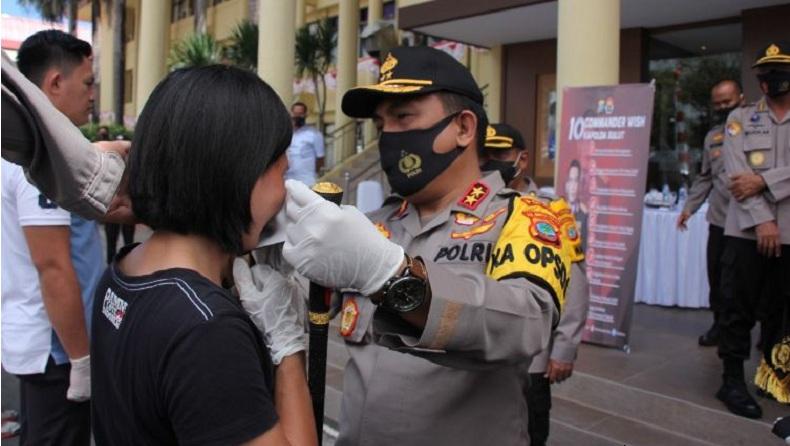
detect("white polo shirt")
(2, 160), (72, 374)
(285, 125), (325, 187)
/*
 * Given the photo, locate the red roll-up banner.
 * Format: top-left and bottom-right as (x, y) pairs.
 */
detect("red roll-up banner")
(555, 84), (655, 349)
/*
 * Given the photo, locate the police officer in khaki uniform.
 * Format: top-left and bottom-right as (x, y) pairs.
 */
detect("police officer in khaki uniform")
(676, 80), (743, 347)
(281, 46), (569, 445)
(716, 41), (790, 419)
(481, 123), (590, 445)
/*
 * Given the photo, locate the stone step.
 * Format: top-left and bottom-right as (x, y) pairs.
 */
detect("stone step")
(553, 370), (777, 446)
(551, 396), (722, 446)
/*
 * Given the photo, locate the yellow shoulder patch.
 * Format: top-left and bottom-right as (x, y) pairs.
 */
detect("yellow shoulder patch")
(486, 196), (571, 312)
(550, 198), (585, 263)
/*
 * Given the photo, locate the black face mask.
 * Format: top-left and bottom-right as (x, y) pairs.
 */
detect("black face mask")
(481, 159), (518, 184)
(758, 70), (790, 98)
(379, 113), (463, 197)
(292, 116), (306, 127)
(714, 106), (738, 124)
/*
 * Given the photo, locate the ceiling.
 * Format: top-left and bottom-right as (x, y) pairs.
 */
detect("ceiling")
(651, 23), (742, 58)
(406, 0), (789, 48)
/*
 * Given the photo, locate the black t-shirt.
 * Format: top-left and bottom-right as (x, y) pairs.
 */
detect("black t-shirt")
(91, 246), (277, 445)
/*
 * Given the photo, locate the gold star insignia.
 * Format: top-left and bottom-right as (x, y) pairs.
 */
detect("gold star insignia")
(463, 195), (479, 206)
(470, 186), (486, 199)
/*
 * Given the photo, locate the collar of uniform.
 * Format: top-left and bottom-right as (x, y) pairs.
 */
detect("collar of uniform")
(757, 96), (790, 125)
(520, 176), (540, 195)
(450, 171), (506, 219)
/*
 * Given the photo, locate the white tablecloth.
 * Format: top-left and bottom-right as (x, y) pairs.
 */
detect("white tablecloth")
(635, 204), (710, 308)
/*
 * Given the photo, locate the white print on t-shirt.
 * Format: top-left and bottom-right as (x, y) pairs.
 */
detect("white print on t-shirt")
(102, 288), (128, 329)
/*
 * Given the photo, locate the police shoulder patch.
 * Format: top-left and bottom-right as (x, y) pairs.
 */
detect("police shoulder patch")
(340, 298), (360, 337)
(486, 196), (571, 312)
(374, 222), (391, 239)
(726, 121), (742, 137)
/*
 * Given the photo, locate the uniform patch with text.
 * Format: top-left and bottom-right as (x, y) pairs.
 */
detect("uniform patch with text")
(434, 241), (493, 264)
(486, 196), (571, 311)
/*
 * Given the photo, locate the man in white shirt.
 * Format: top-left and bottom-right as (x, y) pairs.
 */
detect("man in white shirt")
(1, 30), (103, 445)
(284, 102), (325, 186)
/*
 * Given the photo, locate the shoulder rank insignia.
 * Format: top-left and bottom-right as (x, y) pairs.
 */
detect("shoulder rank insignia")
(726, 121), (742, 137)
(486, 196), (571, 312)
(374, 222), (391, 239)
(339, 298), (360, 337)
(458, 181), (490, 211)
(389, 200), (409, 221)
(451, 208), (506, 240)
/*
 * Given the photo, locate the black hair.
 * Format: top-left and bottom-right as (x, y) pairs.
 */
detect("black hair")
(292, 101), (308, 112)
(129, 65), (292, 254)
(17, 30), (92, 87)
(438, 92), (489, 155)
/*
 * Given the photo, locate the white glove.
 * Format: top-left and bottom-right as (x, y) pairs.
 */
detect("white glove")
(233, 258), (306, 365)
(67, 355), (91, 402)
(282, 180), (405, 296)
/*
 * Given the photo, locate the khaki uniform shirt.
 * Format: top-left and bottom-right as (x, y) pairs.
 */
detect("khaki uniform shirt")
(336, 172), (558, 446)
(722, 98), (790, 244)
(683, 124), (730, 228)
(517, 178), (590, 373)
(1, 53), (124, 219)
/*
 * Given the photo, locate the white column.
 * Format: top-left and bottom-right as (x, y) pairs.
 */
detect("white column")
(135, 0), (170, 115)
(334, 0), (360, 162)
(368, 0), (383, 23)
(295, 0), (306, 29)
(258, 0), (296, 104)
(555, 0), (620, 175)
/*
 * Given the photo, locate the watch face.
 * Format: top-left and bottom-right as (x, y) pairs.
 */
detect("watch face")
(384, 277), (426, 312)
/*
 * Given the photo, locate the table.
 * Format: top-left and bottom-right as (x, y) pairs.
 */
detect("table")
(635, 203), (710, 308)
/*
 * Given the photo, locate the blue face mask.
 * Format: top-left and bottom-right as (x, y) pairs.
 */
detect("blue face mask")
(378, 113), (464, 196)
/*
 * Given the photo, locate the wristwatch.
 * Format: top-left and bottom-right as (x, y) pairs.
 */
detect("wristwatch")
(372, 255), (429, 313)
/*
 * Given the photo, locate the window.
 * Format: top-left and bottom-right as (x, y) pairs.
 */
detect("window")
(647, 53), (740, 191)
(171, 0), (192, 22)
(124, 7), (135, 43)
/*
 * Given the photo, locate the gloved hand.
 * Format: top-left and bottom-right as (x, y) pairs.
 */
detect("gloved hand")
(233, 258), (306, 365)
(67, 355), (91, 402)
(282, 180), (405, 296)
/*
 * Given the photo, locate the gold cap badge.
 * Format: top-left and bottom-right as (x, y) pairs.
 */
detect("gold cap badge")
(767, 44), (780, 57)
(380, 53), (398, 81)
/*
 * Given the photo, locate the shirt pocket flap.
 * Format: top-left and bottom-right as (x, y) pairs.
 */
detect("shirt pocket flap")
(743, 135), (774, 170)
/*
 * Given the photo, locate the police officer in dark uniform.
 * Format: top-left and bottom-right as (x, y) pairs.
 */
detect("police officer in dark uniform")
(676, 79), (743, 346)
(716, 41), (790, 419)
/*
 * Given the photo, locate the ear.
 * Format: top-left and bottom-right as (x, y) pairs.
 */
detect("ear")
(41, 69), (62, 98)
(517, 150), (530, 170)
(454, 110), (477, 148)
